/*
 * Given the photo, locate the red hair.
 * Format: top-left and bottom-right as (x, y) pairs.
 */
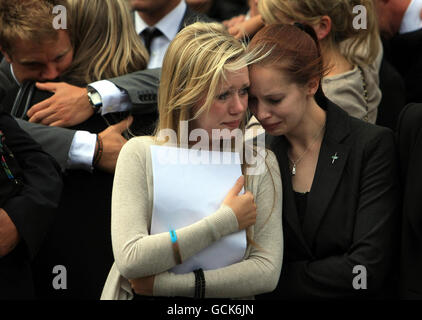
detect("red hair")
(248, 23), (326, 86)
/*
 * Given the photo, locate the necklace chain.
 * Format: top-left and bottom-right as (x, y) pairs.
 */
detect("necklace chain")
(358, 65), (369, 122)
(288, 124), (326, 176)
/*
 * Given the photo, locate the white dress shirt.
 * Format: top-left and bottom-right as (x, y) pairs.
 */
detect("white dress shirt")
(135, 0), (186, 69)
(400, 0), (422, 34)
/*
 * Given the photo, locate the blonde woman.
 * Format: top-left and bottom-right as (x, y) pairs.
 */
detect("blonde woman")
(247, 0), (382, 124)
(101, 22), (283, 300)
(61, 0), (148, 86)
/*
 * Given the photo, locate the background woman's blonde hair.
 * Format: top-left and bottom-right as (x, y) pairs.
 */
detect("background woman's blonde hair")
(155, 22), (260, 143)
(258, 0), (380, 66)
(62, 0), (148, 85)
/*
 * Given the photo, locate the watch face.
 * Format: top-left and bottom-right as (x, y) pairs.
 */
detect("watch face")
(89, 92), (102, 107)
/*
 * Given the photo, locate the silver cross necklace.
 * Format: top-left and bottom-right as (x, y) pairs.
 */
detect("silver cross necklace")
(288, 124), (326, 176)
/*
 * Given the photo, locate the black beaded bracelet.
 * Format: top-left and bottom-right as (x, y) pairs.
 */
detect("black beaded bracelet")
(193, 268), (205, 299)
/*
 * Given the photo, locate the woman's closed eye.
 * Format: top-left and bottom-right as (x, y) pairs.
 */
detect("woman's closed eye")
(239, 87), (249, 96)
(217, 91), (230, 100)
(267, 98), (282, 105)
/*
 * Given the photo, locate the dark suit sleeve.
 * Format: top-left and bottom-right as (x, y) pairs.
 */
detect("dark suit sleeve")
(107, 68), (160, 115)
(0, 113), (63, 259)
(277, 129), (400, 299)
(396, 103), (422, 298)
(15, 119), (75, 172)
(396, 103), (422, 180)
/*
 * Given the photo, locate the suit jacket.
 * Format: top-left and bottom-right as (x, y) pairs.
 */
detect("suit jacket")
(259, 98), (401, 299)
(376, 57), (406, 131)
(396, 103), (422, 299)
(0, 113), (62, 299)
(383, 29), (422, 104)
(15, 120), (75, 172)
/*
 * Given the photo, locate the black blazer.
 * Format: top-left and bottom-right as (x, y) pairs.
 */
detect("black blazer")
(259, 99), (401, 299)
(383, 29), (422, 104)
(376, 57), (406, 131)
(0, 113), (62, 299)
(397, 103), (422, 299)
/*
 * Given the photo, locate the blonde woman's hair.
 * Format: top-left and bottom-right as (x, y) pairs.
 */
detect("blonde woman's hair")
(258, 0), (380, 66)
(155, 22), (261, 144)
(62, 0), (148, 85)
(0, 0), (66, 56)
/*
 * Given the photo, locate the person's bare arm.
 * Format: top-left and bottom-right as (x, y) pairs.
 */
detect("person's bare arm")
(0, 208), (19, 257)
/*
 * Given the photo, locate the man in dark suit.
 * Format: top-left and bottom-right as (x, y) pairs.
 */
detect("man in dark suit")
(397, 103), (422, 299)
(375, 0), (422, 103)
(0, 113), (62, 299)
(132, 0), (212, 68)
(0, 0), (160, 172)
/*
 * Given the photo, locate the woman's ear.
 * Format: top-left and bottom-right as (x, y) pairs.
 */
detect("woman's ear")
(307, 77), (319, 96)
(0, 47), (12, 64)
(313, 15), (332, 41)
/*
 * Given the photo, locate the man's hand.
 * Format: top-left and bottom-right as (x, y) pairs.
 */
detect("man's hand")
(129, 275), (155, 296)
(27, 82), (94, 128)
(95, 116), (134, 173)
(0, 208), (20, 257)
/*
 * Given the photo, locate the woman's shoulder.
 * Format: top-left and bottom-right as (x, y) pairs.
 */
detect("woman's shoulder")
(124, 135), (155, 150)
(325, 101), (395, 157)
(349, 116), (394, 140)
(246, 147), (281, 185)
(119, 136), (157, 162)
(346, 117), (396, 156)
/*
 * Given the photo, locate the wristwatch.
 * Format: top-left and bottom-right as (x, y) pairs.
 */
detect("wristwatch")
(87, 87), (103, 113)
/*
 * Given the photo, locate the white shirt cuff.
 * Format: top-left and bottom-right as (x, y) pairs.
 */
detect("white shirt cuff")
(89, 80), (131, 115)
(67, 131), (97, 171)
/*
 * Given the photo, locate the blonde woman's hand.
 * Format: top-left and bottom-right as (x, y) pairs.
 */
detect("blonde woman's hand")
(129, 275), (155, 296)
(223, 176), (257, 230)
